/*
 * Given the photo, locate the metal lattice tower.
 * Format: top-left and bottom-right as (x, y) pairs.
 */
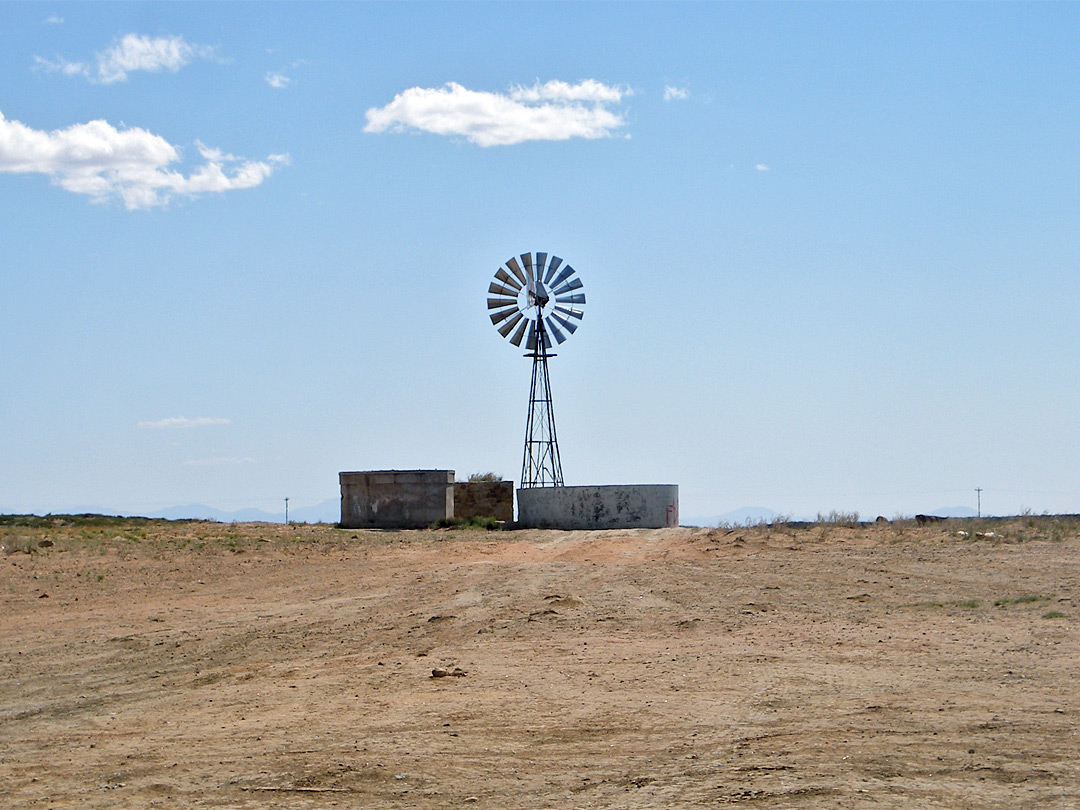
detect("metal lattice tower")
(487, 252), (586, 488)
(521, 317), (563, 487)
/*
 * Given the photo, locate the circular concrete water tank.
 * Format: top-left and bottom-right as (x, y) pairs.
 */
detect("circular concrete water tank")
(516, 484), (679, 530)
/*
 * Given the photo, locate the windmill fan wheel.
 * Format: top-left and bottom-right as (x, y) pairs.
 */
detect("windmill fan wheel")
(487, 252), (586, 350)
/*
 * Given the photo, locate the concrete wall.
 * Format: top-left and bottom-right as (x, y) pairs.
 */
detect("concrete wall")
(516, 485), (679, 530)
(339, 470), (454, 529)
(454, 481), (514, 523)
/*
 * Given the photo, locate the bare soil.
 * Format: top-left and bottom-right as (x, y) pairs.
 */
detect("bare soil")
(1, 516), (1078, 809)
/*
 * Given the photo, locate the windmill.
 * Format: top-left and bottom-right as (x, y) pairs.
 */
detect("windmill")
(487, 252), (586, 488)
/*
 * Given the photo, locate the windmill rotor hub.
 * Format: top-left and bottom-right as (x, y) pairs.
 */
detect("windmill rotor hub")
(527, 282), (550, 310)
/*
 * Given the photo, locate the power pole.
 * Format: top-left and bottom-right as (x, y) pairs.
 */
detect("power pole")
(284, 497), (289, 525)
(975, 488), (982, 519)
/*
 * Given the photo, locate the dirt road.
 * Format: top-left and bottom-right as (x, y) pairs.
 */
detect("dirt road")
(1, 516), (1077, 808)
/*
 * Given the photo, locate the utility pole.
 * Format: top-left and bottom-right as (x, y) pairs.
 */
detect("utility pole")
(284, 497), (289, 525)
(975, 488), (983, 519)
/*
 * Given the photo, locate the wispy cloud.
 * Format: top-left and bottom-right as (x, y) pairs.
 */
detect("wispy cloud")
(138, 416), (233, 430)
(264, 59), (305, 89)
(265, 71), (290, 89)
(45, 14), (64, 25)
(34, 55), (87, 76)
(364, 80), (630, 147)
(509, 79), (626, 104)
(182, 456), (255, 467)
(663, 85), (689, 101)
(755, 164), (770, 172)
(99, 34), (212, 83)
(0, 110), (288, 209)
(36, 33), (213, 84)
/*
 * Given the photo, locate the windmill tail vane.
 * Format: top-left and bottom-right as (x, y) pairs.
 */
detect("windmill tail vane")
(487, 252), (586, 488)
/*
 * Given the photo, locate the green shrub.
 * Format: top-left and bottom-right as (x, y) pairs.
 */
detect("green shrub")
(434, 516), (502, 530)
(994, 594), (1048, 607)
(816, 510), (861, 528)
(466, 472), (503, 483)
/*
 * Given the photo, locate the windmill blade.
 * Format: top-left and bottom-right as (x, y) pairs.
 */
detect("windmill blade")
(551, 276), (583, 297)
(509, 318), (529, 347)
(488, 296), (518, 310)
(489, 281), (519, 297)
(550, 311), (579, 334)
(543, 255), (563, 284)
(505, 256), (527, 286)
(495, 268), (522, 291)
(549, 265), (576, 290)
(525, 326), (538, 352)
(520, 252), (535, 284)
(555, 293), (586, 306)
(497, 311), (524, 337)
(554, 305), (584, 321)
(544, 316), (568, 344)
(535, 252), (548, 280)
(490, 306), (520, 325)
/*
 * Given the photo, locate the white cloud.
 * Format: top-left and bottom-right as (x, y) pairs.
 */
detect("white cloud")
(364, 80), (630, 147)
(138, 417), (233, 430)
(755, 164), (770, 172)
(182, 456), (255, 467)
(0, 110), (287, 209)
(45, 15), (64, 25)
(36, 33), (212, 83)
(265, 71), (290, 89)
(34, 55), (88, 77)
(96, 34), (212, 83)
(264, 59), (306, 89)
(509, 79), (628, 103)
(663, 85), (689, 101)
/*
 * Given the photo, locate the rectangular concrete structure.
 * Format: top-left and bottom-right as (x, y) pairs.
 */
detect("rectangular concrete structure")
(339, 470), (454, 529)
(454, 480), (514, 523)
(516, 484), (679, 530)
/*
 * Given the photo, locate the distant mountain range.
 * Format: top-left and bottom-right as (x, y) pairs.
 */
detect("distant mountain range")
(683, 507), (782, 527)
(149, 499), (342, 524)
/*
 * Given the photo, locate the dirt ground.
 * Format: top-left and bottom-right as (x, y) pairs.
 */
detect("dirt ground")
(1, 515), (1078, 809)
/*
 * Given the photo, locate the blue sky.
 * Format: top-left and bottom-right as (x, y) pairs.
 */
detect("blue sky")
(3, 2), (1080, 521)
